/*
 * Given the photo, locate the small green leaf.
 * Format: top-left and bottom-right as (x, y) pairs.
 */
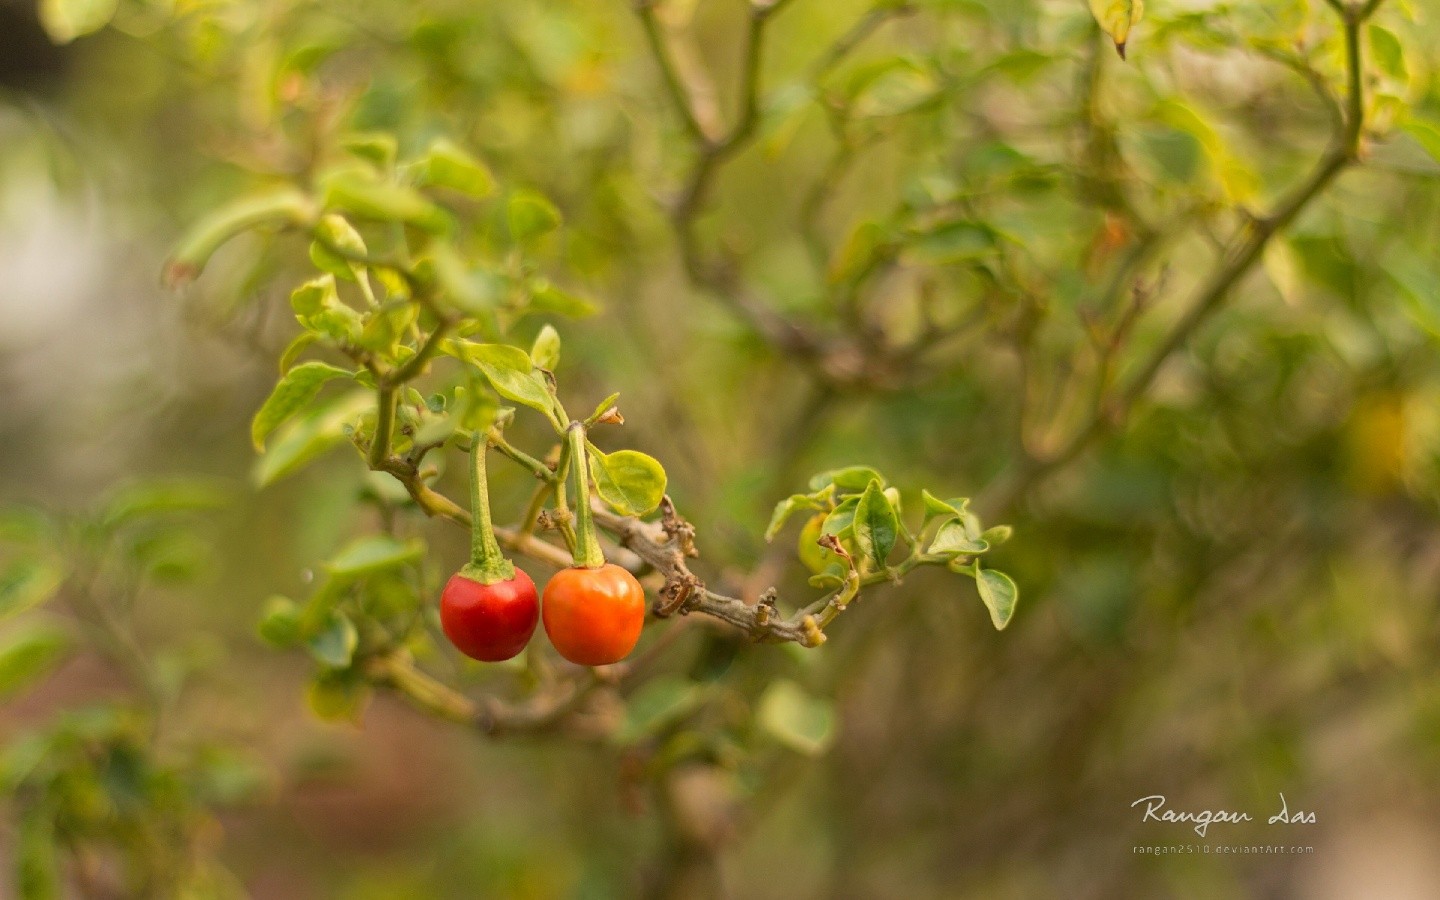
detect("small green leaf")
(325, 535), (423, 578)
(929, 520), (989, 556)
(320, 172), (449, 233)
(253, 392), (370, 487)
(820, 496), (861, 540)
(307, 611), (358, 668)
(101, 478), (229, 526)
(1089, 0), (1145, 59)
(853, 480), (898, 568)
(848, 58), (940, 119)
(757, 680), (836, 756)
(507, 190), (562, 244)
(1369, 24), (1406, 80)
(765, 494), (824, 541)
(586, 392), (621, 424)
(340, 132), (398, 168)
(590, 448), (668, 516)
(0, 559), (64, 622)
(251, 362), (354, 451)
(413, 138), (495, 198)
(309, 214), (368, 283)
(921, 490), (965, 528)
(1402, 120), (1440, 164)
(0, 624), (71, 698)
(39, 0), (117, 43)
(614, 676), (701, 745)
(807, 466), (885, 493)
(975, 565), (1018, 630)
(980, 524), (1013, 547)
(165, 188), (314, 286)
(449, 342), (557, 419)
(529, 281), (599, 318)
(530, 324), (561, 371)
(258, 596), (303, 648)
(278, 332), (319, 373)
(429, 242), (498, 319)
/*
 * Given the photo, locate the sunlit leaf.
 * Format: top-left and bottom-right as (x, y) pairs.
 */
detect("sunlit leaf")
(590, 448), (668, 516)
(251, 362), (354, 450)
(853, 480), (898, 568)
(975, 565), (1019, 630)
(1089, 0), (1145, 59)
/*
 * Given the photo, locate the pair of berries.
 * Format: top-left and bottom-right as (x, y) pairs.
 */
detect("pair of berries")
(439, 562), (644, 666)
(439, 424), (645, 667)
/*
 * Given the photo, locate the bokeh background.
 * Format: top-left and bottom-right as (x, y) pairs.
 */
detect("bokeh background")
(4, 0), (1440, 897)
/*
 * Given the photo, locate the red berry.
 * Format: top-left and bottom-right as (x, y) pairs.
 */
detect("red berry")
(440, 569), (539, 662)
(541, 563), (646, 666)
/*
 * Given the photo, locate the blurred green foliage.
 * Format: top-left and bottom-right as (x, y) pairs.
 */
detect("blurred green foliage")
(4, 0), (1440, 897)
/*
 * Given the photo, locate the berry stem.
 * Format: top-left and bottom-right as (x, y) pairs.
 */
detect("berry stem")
(566, 422), (605, 569)
(463, 430), (516, 584)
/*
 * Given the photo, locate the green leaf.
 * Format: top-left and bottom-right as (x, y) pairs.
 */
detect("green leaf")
(757, 680), (836, 756)
(980, 524), (1013, 547)
(765, 494), (824, 541)
(449, 342), (557, 419)
(251, 362), (354, 451)
(309, 214), (368, 283)
(528, 281), (599, 318)
(590, 448), (668, 516)
(530, 324), (561, 371)
(808, 466), (885, 493)
(507, 190), (562, 244)
(101, 478), (229, 527)
(257, 596), (303, 648)
(325, 535), (423, 578)
(0, 559), (63, 622)
(614, 676), (702, 745)
(0, 624), (70, 698)
(278, 332), (319, 373)
(1089, 0), (1145, 59)
(921, 490), (965, 528)
(929, 520), (989, 556)
(164, 188), (314, 286)
(820, 495), (861, 540)
(340, 132), (398, 168)
(849, 58), (940, 119)
(1369, 25), (1406, 80)
(586, 392), (621, 424)
(320, 172), (449, 233)
(253, 392), (370, 487)
(39, 0), (117, 43)
(307, 611), (358, 668)
(413, 138), (496, 198)
(429, 242), (498, 319)
(1402, 120), (1440, 164)
(853, 480), (898, 568)
(975, 565), (1018, 630)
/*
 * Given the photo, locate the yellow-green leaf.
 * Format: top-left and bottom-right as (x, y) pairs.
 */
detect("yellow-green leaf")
(590, 448), (668, 517)
(251, 362), (354, 451)
(1088, 0), (1145, 59)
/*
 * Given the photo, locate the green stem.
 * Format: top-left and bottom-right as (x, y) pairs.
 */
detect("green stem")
(462, 432), (515, 583)
(368, 386), (396, 467)
(566, 423), (605, 568)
